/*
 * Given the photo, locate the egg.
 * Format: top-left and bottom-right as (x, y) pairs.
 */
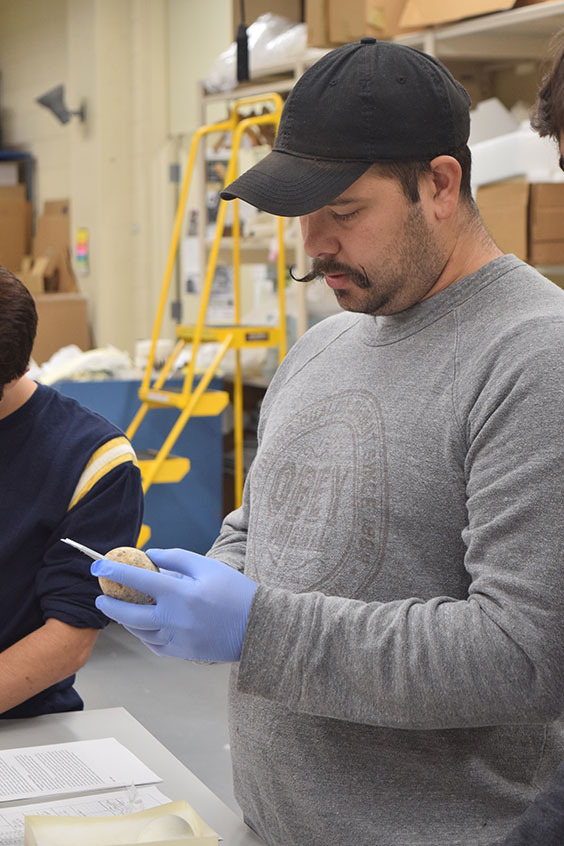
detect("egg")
(98, 546), (159, 604)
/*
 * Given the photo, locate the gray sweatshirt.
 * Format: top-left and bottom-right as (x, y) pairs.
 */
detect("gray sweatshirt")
(210, 255), (564, 846)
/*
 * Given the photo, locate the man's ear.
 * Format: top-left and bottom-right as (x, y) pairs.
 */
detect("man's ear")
(425, 155), (463, 220)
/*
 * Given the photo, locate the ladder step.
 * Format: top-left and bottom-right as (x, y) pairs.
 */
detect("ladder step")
(139, 388), (229, 416)
(137, 524), (151, 548)
(136, 449), (191, 484)
(176, 325), (281, 348)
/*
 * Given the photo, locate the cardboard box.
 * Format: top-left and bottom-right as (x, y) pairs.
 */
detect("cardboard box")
(307, 0), (328, 46)
(43, 199), (70, 216)
(530, 206), (564, 242)
(307, 0), (408, 45)
(529, 183), (564, 208)
(330, 0), (407, 41)
(476, 180), (564, 266)
(233, 0), (303, 34)
(19, 256), (49, 295)
(476, 180), (529, 260)
(0, 184), (26, 200)
(529, 241), (564, 265)
(34, 214), (70, 258)
(400, 0), (559, 30)
(32, 198), (78, 293)
(32, 293), (92, 364)
(529, 183), (564, 243)
(0, 197), (32, 273)
(528, 183), (564, 265)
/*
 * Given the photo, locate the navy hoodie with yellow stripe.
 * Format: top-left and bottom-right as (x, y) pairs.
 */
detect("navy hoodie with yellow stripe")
(0, 383), (143, 717)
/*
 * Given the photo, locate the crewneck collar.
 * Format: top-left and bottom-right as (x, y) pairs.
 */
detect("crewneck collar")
(359, 254), (522, 347)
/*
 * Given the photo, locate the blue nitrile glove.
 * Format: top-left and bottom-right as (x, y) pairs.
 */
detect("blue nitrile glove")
(91, 548), (257, 663)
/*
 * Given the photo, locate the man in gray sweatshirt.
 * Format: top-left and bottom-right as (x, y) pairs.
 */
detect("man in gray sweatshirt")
(94, 40), (564, 845)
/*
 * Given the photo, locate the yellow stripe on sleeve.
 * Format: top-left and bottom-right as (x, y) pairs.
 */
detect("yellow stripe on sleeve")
(68, 436), (139, 511)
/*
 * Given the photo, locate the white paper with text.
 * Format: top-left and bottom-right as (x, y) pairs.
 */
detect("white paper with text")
(0, 739), (161, 803)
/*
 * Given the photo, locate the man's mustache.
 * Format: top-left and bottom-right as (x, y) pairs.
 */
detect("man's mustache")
(289, 260), (371, 289)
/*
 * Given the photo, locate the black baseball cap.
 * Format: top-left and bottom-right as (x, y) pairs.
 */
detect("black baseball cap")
(221, 38), (471, 217)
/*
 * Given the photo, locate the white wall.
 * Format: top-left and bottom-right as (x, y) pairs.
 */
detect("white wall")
(0, 0), (70, 211)
(168, 0), (232, 137)
(67, 0), (173, 352)
(0, 0), (232, 354)
(0, 0), (177, 353)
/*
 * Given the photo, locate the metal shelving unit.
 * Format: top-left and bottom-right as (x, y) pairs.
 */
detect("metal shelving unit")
(395, 1), (564, 59)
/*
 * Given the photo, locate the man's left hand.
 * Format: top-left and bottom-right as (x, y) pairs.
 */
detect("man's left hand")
(92, 548), (257, 663)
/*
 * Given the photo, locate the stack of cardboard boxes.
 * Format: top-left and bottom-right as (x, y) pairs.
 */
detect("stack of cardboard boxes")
(0, 184), (32, 274)
(529, 184), (564, 266)
(20, 199), (78, 296)
(0, 191), (92, 363)
(23, 200), (92, 364)
(233, 0), (557, 48)
(397, 0), (555, 33)
(307, 0), (407, 43)
(306, 0), (558, 45)
(477, 181), (564, 267)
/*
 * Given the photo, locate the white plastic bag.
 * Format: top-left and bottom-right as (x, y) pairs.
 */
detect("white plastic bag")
(204, 13), (307, 93)
(33, 345), (138, 385)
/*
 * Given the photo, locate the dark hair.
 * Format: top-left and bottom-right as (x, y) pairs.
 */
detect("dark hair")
(370, 145), (473, 204)
(531, 30), (564, 139)
(0, 265), (38, 390)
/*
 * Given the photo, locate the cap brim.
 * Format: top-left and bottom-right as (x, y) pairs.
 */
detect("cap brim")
(220, 150), (371, 217)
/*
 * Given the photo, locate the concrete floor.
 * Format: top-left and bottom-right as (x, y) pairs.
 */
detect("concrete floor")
(74, 621), (238, 814)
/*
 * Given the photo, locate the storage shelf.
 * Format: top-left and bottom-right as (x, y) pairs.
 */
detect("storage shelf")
(201, 48), (328, 105)
(394, 0), (564, 60)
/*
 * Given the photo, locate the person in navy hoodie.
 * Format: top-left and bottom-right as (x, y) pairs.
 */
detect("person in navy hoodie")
(0, 265), (143, 717)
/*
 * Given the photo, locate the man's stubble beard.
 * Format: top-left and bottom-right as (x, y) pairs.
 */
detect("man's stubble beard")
(298, 204), (448, 316)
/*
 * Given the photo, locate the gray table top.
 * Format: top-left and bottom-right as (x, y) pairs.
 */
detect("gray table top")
(0, 706), (263, 845)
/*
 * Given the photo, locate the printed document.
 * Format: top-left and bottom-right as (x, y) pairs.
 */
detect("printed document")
(0, 738), (161, 803)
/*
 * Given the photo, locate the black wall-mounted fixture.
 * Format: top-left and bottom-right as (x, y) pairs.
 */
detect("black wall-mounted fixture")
(236, 0), (249, 82)
(36, 84), (86, 125)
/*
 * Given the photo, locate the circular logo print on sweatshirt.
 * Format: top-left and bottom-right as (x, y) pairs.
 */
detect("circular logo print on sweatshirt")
(247, 389), (388, 597)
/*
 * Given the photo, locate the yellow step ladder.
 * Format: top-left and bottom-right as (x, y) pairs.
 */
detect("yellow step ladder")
(127, 93), (287, 548)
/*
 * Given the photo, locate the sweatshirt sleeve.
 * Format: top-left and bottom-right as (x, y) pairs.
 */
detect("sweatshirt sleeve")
(236, 320), (564, 729)
(36, 443), (144, 629)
